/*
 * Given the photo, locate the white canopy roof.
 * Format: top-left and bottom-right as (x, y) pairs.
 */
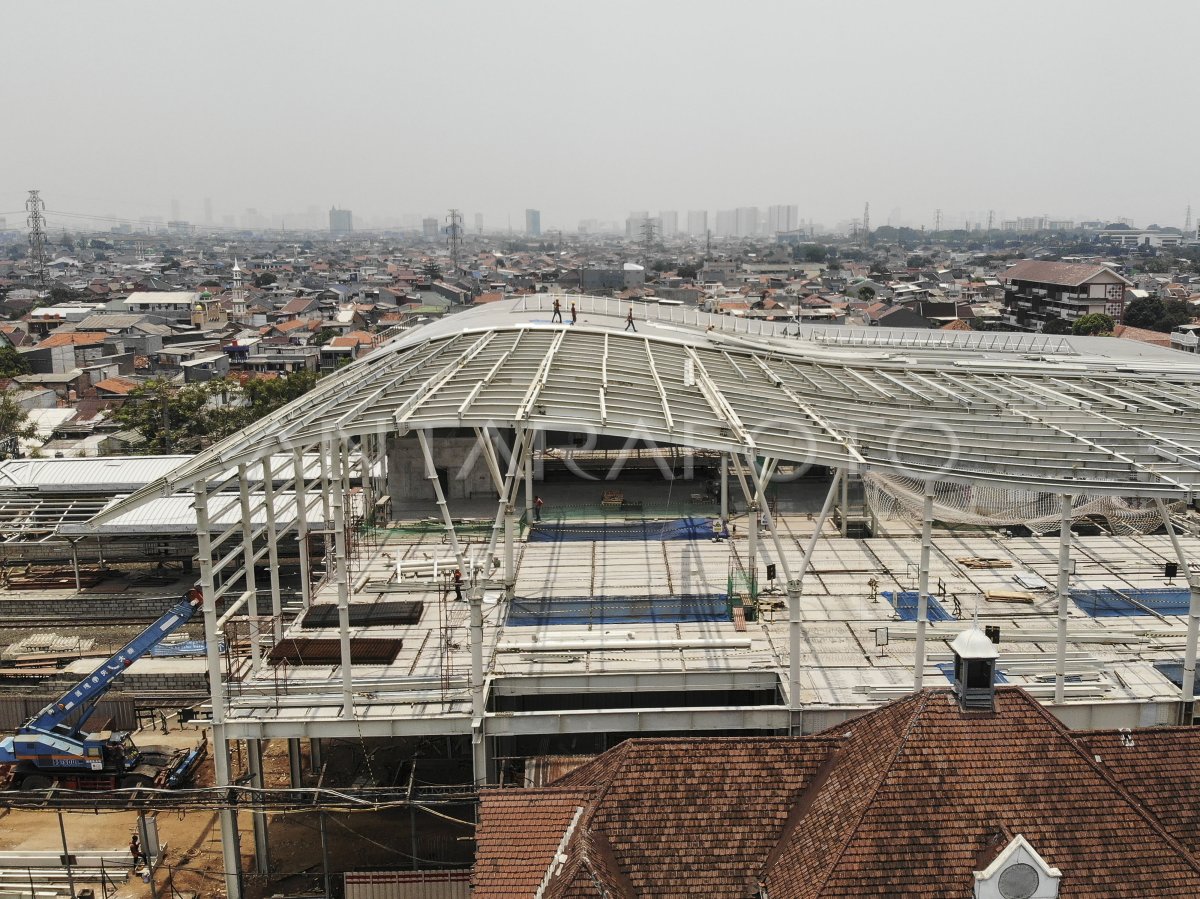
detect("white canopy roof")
(85, 295), (1200, 527)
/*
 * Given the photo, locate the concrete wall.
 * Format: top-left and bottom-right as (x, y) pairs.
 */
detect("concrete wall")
(387, 434), (496, 507)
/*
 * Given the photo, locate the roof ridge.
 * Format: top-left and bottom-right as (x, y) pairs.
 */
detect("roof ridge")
(792, 690), (933, 897)
(1016, 690), (1200, 877)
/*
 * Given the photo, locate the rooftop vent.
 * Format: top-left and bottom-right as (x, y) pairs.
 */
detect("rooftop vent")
(951, 624), (999, 711)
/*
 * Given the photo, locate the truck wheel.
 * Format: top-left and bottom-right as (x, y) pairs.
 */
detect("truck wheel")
(19, 774), (53, 790)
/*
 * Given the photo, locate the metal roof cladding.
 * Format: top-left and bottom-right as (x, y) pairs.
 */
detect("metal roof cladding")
(82, 294), (1200, 534)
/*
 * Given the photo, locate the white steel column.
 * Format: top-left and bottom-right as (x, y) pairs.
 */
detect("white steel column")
(237, 465), (261, 674)
(1054, 495), (1073, 704)
(504, 504), (516, 598)
(1158, 497), (1200, 723)
(720, 453), (729, 528)
(417, 429), (466, 571)
(330, 446), (354, 719)
(293, 448), (312, 611)
(840, 471), (850, 537)
(194, 486), (242, 899)
(246, 738), (270, 874)
(913, 483), (934, 691)
(790, 471), (843, 719)
(261, 455), (283, 640)
(747, 498), (759, 598)
(523, 432), (534, 520)
(470, 580), (488, 785)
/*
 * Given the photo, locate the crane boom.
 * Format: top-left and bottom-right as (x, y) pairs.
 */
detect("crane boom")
(25, 589), (203, 736)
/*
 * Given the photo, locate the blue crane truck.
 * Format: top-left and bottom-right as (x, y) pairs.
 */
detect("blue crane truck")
(0, 589), (208, 790)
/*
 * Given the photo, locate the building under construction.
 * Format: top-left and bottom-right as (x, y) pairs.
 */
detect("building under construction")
(61, 295), (1200, 896)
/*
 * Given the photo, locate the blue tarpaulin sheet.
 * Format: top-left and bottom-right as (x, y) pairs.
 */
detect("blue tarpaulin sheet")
(528, 517), (717, 543)
(507, 593), (729, 626)
(1071, 588), (1191, 618)
(880, 590), (956, 622)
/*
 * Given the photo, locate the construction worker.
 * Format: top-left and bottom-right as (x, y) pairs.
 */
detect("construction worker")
(534, 495), (544, 521)
(552, 297), (562, 323)
(625, 306), (637, 332)
(453, 568), (464, 602)
(130, 834), (144, 868)
(570, 302), (578, 324)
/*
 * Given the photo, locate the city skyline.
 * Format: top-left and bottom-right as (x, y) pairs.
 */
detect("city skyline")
(3, 0), (1197, 234)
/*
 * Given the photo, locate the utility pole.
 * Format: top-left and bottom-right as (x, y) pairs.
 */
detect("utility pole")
(26, 190), (49, 289)
(861, 202), (870, 249)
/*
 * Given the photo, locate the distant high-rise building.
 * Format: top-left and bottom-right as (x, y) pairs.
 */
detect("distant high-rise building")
(422, 217), (439, 238)
(625, 210), (649, 240)
(526, 208), (541, 237)
(474, 213), (484, 233)
(715, 209), (737, 237)
(203, 197), (213, 225)
(687, 210), (708, 237)
(767, 204), (799, 235)
(735, 206), (760, 237)
(170, 198), (181, 223)
(329, 206), (354, 234)
(658, 210), (678, 238)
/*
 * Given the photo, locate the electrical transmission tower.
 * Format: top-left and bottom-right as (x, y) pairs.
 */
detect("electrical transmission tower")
(987, 210), (995, 232)
(640, 217), (657, 247)
(860, 202), (870, 248)
(446, 208), (463, 273)
(1186, 205), (1193, 236)
(934, 209), (943, 233)
(26, 190), (49, 288)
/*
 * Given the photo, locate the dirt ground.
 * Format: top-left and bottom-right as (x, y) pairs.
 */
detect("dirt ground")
(0, 728), (474, 899)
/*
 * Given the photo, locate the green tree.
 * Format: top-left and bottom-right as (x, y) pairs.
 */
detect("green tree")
(423, 261), (442, 282)
(1124, 297), (1193, 333)
(1041, 318), (1073, 335)
(856, 286), (876, 302)
(1072, 313), (1114, 336)
(0, 389), (38, 456)
(114, 372), (320, 454)
(49, 285), (78, 304)
(0, 347), (31, 378)
(253, 272), (277, 288)
(310, 328), (338, 346)
(801, 245), (827, 263)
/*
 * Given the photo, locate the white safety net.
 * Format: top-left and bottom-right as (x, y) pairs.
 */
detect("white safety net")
(862, 472), (1182, 536)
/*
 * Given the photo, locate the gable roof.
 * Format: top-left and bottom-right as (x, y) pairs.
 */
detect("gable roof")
(476, 688), (1200, 898)
(1003, 259), (1132, 288)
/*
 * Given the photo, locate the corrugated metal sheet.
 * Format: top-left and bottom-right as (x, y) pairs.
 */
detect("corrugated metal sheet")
(59, 491), (325, 536)
(268, 638), (403, 666)
(344, 871), (470, 899)
(0, 456), (191, 492)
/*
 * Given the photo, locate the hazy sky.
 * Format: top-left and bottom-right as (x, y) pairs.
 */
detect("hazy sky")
(3, 0), (1197, 232)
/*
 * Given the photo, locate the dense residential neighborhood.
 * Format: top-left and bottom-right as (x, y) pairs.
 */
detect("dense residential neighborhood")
(2, 218), (1200, 457)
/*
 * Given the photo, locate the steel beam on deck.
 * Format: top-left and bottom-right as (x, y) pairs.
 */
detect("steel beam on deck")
(330, 445), (354, 720)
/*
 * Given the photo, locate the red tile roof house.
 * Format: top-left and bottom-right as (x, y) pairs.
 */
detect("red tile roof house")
(475, 642), (1200, 897)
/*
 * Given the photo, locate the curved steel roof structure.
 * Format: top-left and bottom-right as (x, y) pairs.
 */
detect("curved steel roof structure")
(88, 295), (1200, 526)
